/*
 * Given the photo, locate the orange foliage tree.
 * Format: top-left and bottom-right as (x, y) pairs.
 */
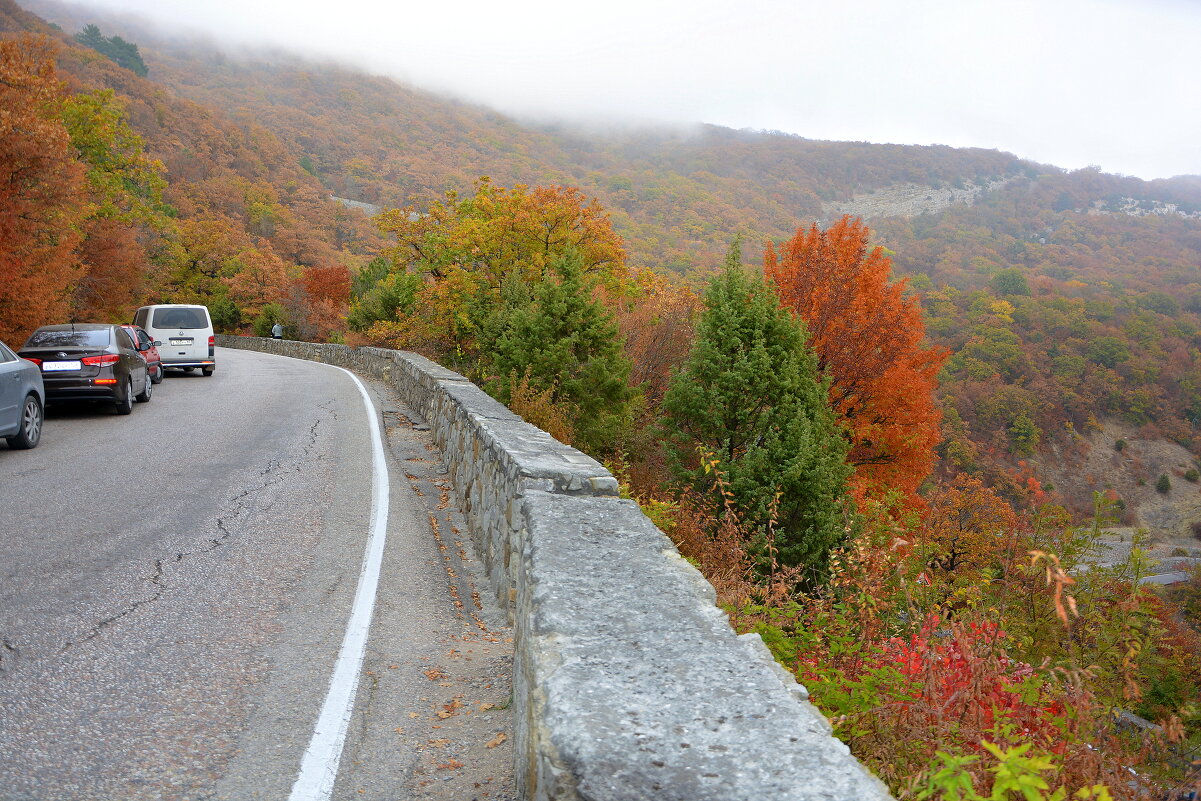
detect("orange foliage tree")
(224, 245), (291, 317)
(918, 474), (1021, 590)
(299, 263), (352, 340)
(0, 35), (86, 343)
(765, 215), (947, 510)
(377, 178), (626, 288)
(60, 88), (169, 321)
(71, 218), (148, 321)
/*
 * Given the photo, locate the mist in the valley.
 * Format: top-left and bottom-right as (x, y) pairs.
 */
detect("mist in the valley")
(28, 0), (1201, 179)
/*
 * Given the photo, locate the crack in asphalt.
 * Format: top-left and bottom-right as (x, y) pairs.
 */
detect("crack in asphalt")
(64, 560), (168, 651)
(58, 412), (331, 655)
(0, 638), (18, 673)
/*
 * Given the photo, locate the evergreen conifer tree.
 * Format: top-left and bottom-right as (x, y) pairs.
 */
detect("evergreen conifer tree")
(662, 241), (852, 579)
(490, 250), (637, 456)
(75, 25), (148, 77)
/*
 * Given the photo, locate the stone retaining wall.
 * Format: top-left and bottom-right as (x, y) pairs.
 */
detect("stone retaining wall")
(217, 336), (893, 801)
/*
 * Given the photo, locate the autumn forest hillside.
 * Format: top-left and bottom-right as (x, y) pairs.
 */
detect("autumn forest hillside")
(11, 0), (1201, 528)
(6, 1), (1201, 795)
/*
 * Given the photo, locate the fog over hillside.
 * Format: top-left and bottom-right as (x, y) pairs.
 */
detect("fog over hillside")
(22, 0), (1201, 180)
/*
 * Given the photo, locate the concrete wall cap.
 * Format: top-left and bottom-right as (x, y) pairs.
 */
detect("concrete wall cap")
(392, 350), (470, 382)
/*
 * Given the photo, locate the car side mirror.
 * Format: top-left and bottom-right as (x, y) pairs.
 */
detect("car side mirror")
(153, 341), (162, 347)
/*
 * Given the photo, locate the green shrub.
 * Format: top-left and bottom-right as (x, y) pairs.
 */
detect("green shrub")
(252, 303), (287, 337)
(662, 241), (852, 581)
(489, 250), (638, 458)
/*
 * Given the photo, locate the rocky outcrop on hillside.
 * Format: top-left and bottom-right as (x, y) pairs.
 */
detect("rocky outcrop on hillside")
(1088, 197), (1201, 220)
(331, 195), (382, 215)
(821, 177), (1015, 221)
(1036, 422), (1201, 544)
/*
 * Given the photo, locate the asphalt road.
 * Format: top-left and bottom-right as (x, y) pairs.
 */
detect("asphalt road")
(0, 347), (513, 801)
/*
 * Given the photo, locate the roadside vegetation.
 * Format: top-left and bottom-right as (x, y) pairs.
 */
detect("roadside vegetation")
(345, 178), (1201, 800)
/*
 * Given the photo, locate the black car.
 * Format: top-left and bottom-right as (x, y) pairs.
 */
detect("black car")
(19, 324), (152, 415)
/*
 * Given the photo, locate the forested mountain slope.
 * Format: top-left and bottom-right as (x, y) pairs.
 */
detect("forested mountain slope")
(1, 0), (380, 340)
(10, 0), (1201, 524)
(15, 0), (1049, 273)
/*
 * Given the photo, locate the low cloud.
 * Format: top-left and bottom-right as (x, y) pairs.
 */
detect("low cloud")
(57, 0), (1201, 178)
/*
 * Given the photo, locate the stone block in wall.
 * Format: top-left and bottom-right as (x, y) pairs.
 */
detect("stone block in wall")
(472, 417), (617, 497)
(513, 491), (893, 801)
(389, 350), (469, 383)
(437, 381), (525, 424)
(383, 352), (470, 419)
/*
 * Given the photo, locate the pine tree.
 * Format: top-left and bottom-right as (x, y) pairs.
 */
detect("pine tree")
(489, 250), (637, 457)
(662, 241), (852, 579)
(74, 25), (148, 77)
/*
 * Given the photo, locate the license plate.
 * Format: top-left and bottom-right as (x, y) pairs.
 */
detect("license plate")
(170, 338), (193, 346)
(43, 361), (81, 371)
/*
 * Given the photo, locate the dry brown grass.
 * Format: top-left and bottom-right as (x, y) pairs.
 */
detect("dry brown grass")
(506, 369), (575, 446)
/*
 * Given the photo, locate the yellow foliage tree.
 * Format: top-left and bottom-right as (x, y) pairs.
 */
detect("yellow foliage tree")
(373, 178), (627, 355)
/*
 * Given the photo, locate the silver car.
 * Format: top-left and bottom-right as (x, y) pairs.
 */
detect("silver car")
(0, 339), (45, 449)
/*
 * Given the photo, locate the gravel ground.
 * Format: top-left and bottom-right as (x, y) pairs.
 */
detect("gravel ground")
(362, 385), (516, 801)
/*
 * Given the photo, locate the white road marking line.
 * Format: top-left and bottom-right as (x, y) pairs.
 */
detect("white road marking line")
(290, 366), (390, 801)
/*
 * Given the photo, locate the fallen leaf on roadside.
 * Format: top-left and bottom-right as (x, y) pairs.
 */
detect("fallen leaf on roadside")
(436, 760), (464, 771)
(485, 733), (507, 748)
(478, 703), (495, 711)
(408, 712), (419, 719)
(436, 698), (464, 719)
(424, 668), (446, 680)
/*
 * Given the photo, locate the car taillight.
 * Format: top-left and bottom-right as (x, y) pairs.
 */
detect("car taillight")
(24, 358), (41, 367)
(208, 335), (215, 347)
(95, 378), (118, 385)
(81, 354), (120, 367)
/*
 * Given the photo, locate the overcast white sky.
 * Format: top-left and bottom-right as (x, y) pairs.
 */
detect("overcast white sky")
(70, 0), (1200, 179)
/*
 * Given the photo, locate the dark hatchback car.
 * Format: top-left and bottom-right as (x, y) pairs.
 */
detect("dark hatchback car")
(19, 324), (152, 415)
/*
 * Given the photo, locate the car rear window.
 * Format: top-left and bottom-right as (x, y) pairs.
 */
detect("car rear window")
(152, 308), (209, 329)
(23, 329), (110, 348)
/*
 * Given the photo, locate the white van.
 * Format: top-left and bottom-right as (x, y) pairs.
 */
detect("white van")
(133, 304), (216, 376)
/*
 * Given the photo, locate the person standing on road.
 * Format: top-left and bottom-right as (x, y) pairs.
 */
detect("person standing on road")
(271, 322), (283, 339)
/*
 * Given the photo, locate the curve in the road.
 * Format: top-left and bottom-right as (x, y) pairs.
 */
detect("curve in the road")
(289, 366), (390, 801)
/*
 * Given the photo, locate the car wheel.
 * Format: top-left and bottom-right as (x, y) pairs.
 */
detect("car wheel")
(201, 366), (214, 376)
(151, 365), (163, 384)
(115, 377), (134, 415)
(5, 394), (43, 449)
(136, 373), (153, 402)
